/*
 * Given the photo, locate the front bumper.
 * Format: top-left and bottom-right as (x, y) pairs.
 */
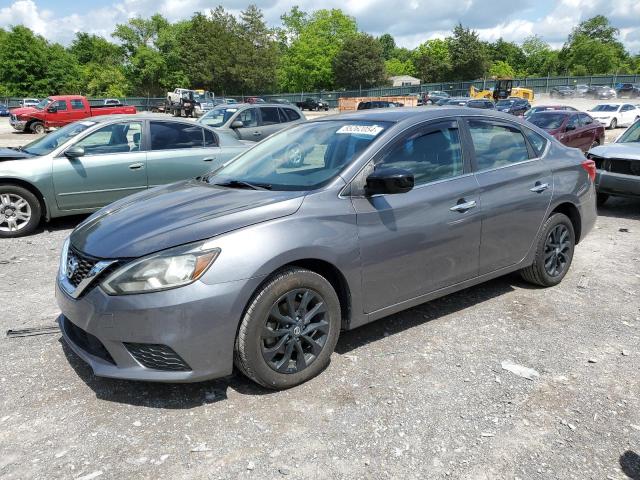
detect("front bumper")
(9, 117), (26, 131)
(596, 170), (640, 198)
(56, 275), (264, 382)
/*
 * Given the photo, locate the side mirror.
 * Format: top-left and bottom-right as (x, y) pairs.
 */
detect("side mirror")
(231, 120), (244, 129)
(47, 106), (57, 113)
(366, 167), (414, 195)
(65, 146), (85, 159)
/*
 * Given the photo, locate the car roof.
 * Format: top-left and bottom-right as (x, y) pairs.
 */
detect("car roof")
(316, 106), (530, 124)
(85, 114), (216, 124)
(529, 110), (574, 116)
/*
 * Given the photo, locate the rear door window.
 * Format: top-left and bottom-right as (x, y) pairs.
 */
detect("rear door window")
(70, 99), (84, 110)
(150, 122), (204, 150)
(468, 120), (531, 170)
(260, 107), (281, 125)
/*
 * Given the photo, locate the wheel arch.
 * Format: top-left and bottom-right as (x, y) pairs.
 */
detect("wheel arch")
(550, 202), (582, 243)
(0, 177), (49, 220)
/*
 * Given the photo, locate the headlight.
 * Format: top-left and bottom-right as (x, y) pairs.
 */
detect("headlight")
(59, 237), (70, 279)
(101, 241), (220, 295)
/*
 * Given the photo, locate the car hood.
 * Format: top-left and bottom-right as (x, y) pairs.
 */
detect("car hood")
(10, 106), (39, 117)
(70, 180), (307, 259)
(0, 147), (34, 161)
(590, 143), (640, 160)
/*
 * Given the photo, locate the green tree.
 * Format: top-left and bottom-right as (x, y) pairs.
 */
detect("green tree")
(277, 9), (357, 91)
(447, 24), (488, 80)
(70, 33), (123, 65)
(0, 26), (49, 96)
(486, 38), (526, 75)
(378, 33), (396, 60)
(333, 33), (386, 89)
(521, 35), (559, 76)
(412, 39), (451, 82)
(488, 60), (515, 78)
(385, 57), (416, 77)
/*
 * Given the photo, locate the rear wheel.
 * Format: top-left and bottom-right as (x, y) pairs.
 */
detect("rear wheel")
(596, 193), (609, 207)
(520, 213), (575, 287)
(0, 184), (41, 238)
(235, 268), (341, 389)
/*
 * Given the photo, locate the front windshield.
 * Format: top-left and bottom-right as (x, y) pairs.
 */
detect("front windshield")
(34, 98), (50, 110)
(617, 121), (640, 143)
(209, 120), (391, 191)
(21, 121), (95, 156)
(591, 104), (618, 112)
(528, 113), (567, 130)
(198, 106), (239, 127)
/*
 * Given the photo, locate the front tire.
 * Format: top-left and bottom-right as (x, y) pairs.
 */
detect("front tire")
(0, 184), (41, 238)
(30, 122), (45, 134)
(609, 118), (617, 129)
(235, 268), (341, 390)
(520, 213), (575, 287)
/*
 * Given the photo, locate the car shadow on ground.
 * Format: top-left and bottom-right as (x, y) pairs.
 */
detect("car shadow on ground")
(60, 273), (522, 408)
(36, 214), (88, 234)
(597, 197), (640, 222)
(335, 274), (518, 354)
(620, 450), (640, 479)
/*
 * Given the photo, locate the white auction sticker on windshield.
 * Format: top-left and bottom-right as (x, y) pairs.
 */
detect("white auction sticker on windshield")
(336, 125), (384, 135)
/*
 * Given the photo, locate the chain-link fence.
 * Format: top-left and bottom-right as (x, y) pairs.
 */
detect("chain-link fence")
(2, 74), (638, 110)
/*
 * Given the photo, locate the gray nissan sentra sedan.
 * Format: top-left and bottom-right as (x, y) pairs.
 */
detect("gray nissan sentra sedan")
(56, 107), (598, 389)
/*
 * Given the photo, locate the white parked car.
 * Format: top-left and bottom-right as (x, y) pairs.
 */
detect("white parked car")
(588, 103), (640, 130)
(20, 98), (39, 108)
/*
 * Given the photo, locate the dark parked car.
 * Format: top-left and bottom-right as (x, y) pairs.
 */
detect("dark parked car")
(524, 105), (579, 119)
(494, 98), (531, 116)
(437, 97), (468, 106)
(550, 86), (575, 98)
(527, 111), (605, 152)
(573, 84), (590, 97)
(588, 118), (640, 206)
(444, 99), (494, 109)
(616, 83), (640, 98)
(357, 100), (403, 110)
(424, 91), (450, 104)
(296, 97), (329, 111)
(0, 104), (9, 117)
(586, 86), (617, 99)
(56, 107), (597, 389)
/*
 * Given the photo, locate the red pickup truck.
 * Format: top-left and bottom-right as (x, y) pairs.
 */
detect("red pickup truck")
(9, 95), (136, 134)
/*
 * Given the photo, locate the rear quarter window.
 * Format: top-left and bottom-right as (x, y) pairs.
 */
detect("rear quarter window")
(522, 128), (548, 157)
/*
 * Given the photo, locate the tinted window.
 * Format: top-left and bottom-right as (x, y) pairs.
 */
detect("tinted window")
(523, 128), (547, 157)
(578, 113), (593, 126)
(75, 122), (143, 155)
(621, 105), (634, 112)
(469, 120), (530, 170)
(70, 99), (84, 110)
(150, 122), (204, 150)
(204, 129), (217, 147)
(238, 108), (258, 127)
(51, 100), (67, 111)
(260, 107), (281, 125)
(379, 122), (463, 186)
(283, 108), (300, 121)
(566, 115), (579, 129)
(528, 113), (567, 130)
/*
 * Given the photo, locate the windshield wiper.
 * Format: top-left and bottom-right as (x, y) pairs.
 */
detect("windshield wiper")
(214, 179), (272, 190)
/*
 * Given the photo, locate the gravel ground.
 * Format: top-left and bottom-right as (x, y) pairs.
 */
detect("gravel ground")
(1, 96), (640, 480)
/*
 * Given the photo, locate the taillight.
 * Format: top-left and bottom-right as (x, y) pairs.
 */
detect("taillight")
(581, 159), (596, 182)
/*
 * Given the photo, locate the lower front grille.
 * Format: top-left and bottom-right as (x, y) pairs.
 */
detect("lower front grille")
(124, 343), (191, 371)
(63, 316), (115, 365)
(597, 158), (640, 177)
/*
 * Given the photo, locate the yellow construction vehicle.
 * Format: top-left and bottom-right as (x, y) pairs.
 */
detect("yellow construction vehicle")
(470, 78), (534, 102)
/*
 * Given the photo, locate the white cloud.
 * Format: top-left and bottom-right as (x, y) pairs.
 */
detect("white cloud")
(0, 0), (638, 52)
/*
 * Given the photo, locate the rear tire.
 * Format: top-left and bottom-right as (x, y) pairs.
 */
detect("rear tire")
(0, 184), (41, 238)
(235, 268), (341, 390)
(520, 213), (575, 287)
(596, 193), (609, 207)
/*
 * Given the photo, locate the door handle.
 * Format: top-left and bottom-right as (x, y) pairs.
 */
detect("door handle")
(530, 182), (549, 193)
(203, 157), (216, 162)
(128, 163), (144, 170)
(450, 200), (477, 212)
(252, 131), (261, 136)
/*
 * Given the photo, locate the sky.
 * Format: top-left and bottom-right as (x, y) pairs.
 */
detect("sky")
(1, 0), (639, 52)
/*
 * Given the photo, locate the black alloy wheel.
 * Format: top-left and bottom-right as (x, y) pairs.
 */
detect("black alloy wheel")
(261, 289), (329, 374)
(543, 224), (571, 277)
